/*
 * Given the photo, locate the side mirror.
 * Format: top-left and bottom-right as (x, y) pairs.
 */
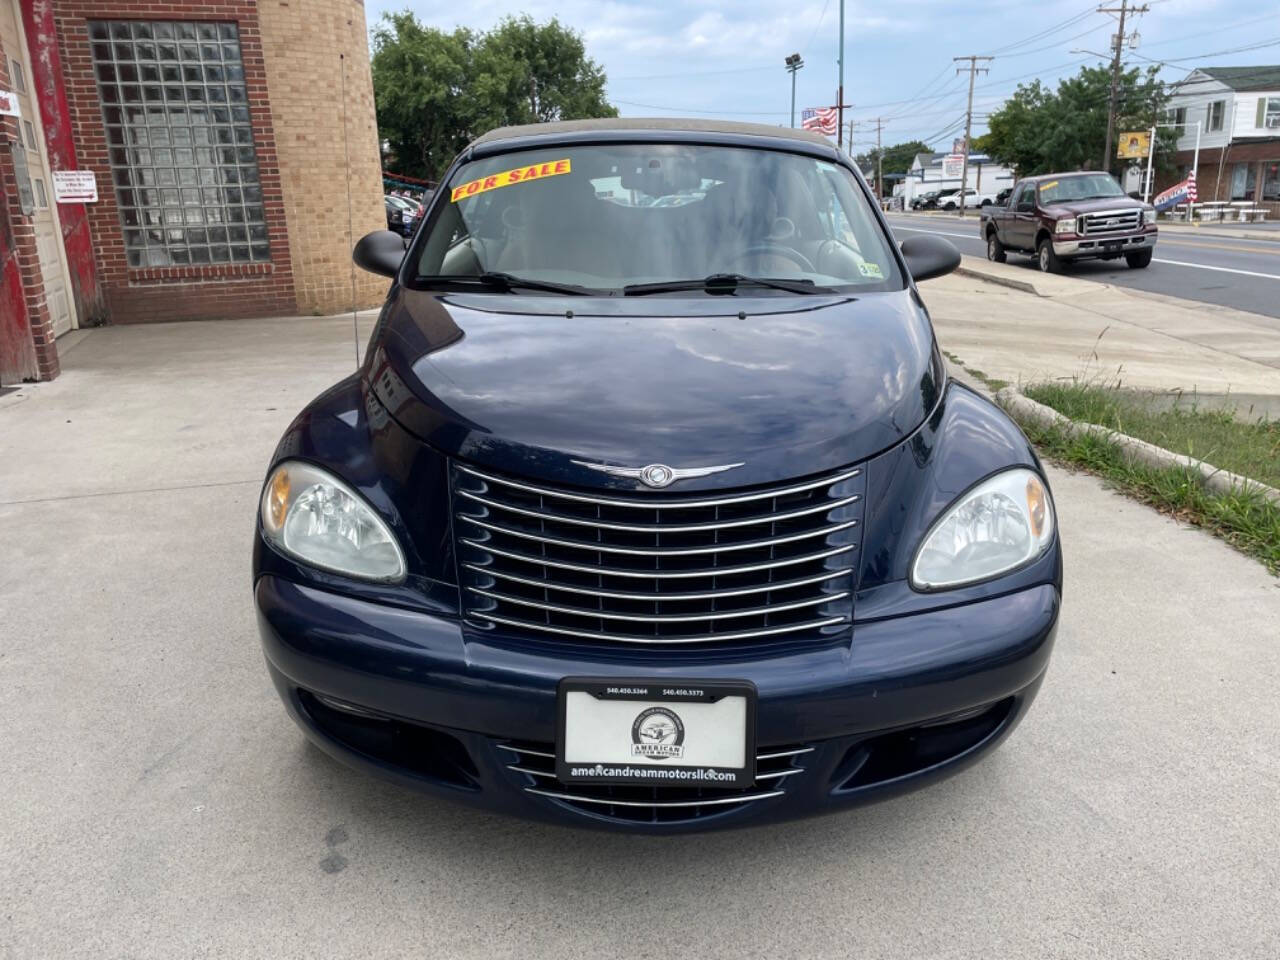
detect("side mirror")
(900, 234), (961, 283)
(1016, 201), (1034, 213)
(353, 230), (406, 278)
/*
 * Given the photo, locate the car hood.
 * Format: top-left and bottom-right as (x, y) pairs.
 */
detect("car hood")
(1042, 196), (1144, 216)
(368, 287), (943, 489)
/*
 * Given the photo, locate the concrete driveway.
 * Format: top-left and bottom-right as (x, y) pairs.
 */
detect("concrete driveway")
(2, 317), (1278, 959)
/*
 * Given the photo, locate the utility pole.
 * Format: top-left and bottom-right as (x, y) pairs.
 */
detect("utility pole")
(837, 0), (845, 148)
(1099, 1), (1148, 173)
(953, 55), (992, 218)
(785, 53), (804, 129)
(871, 117), (885, 201)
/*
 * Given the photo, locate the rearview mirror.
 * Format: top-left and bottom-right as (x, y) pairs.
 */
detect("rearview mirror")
(900, 234), (960, 283)
(353, 230), (406, 278)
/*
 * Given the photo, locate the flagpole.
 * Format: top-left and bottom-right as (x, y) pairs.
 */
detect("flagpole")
(837, 0), (845, 148)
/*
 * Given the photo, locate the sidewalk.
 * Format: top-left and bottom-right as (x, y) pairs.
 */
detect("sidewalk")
(1154, 218), (1280, 243)
(927, 257), (1280, 412)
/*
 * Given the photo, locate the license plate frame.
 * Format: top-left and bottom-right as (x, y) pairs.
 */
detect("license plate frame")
(556, 678), (757, 788)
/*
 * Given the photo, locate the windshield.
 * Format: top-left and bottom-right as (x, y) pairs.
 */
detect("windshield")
(413, 143), (903, 294)
(1037, 174), (1126, 204)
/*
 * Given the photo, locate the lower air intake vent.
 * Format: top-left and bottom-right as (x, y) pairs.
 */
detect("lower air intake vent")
(499, 741), (812, 824)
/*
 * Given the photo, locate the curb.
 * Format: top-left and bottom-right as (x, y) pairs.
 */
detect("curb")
(997, 387), (1280, 506)
(954, 264), (1043, 296)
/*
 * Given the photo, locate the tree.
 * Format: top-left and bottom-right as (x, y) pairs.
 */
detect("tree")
(371, 14), (617, 181)
(976, 65), (1173, 179)
(371, 14), (475, 184)
(854, 140), (931, 180)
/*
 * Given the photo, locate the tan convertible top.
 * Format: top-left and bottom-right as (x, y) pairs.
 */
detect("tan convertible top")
(470, 117), (833, 149)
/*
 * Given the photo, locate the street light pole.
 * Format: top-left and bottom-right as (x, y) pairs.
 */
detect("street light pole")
(785, 54), (804, 129)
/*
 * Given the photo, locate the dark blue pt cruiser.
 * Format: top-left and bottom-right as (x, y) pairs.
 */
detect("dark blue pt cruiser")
(253, 118), (1062, 832)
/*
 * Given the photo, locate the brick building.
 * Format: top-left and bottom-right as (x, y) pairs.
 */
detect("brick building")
(1, 0), (387, 383)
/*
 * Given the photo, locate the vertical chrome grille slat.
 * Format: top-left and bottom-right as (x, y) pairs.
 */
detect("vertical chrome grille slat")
(453, 462), (863, 646)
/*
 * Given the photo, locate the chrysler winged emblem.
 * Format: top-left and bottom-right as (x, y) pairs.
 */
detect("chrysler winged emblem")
(572, 460), (744, 489)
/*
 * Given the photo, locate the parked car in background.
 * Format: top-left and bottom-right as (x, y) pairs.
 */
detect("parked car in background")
(385, 195), (417, 237)
(939, 188), (997, 210)
(980, 171), (1157, 273)
(384, 197), (406, 234)
(933, 189), (959, 209)
(911, 190), (943, 210)
(407, 190), (434, 236)
(255, 118), (1060, 833)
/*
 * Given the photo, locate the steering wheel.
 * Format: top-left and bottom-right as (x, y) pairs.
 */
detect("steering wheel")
(726, 243), (815, 273)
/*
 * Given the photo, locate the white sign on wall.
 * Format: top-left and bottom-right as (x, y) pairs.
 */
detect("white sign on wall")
(0, 88), (20, 117)
(52, 170), (98, 204)
(942, 154), (965, 178)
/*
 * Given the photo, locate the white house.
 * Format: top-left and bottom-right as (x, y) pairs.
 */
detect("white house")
(898, 151), (1015, 204)
(1162, 66), (1280, 207)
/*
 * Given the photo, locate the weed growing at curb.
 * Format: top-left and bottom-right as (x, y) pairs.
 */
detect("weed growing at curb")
(1024, 382), (1280, 488)
(1016, 414), (1280, 575)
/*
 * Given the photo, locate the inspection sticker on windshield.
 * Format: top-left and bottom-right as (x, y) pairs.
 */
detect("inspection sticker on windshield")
(858, 262), (884, 279)
(450, 158), (572, 202)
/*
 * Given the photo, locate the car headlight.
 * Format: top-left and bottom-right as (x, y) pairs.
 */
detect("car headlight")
(260, 461), (406, 582)
(1054, 218), (1074, 235)
(911, 468), (1054, 590)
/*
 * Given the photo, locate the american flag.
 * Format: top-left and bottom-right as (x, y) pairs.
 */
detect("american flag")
(801, 106), (838, 136)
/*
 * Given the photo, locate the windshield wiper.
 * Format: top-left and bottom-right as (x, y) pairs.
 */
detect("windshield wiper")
(623, 273), (833, 296)
(418, 271), (595, 296)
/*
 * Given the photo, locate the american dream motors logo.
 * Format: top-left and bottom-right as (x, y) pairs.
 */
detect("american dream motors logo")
(631, 706), (685, 760)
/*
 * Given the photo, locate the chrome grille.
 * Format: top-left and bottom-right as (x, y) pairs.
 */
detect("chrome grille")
(499, 740), (812, 823)
(453, 462), (863, 645)
(1080, 209), (1141, 235)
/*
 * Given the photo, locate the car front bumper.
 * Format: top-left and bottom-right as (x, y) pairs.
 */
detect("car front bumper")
(1054, 230), (1156, 257)
(256, 573), (1059, 831)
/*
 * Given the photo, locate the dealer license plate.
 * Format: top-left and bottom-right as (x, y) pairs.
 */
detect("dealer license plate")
(556, 678), (756, 787)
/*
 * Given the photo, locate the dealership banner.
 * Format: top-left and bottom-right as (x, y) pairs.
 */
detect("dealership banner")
(1153, 171), (1197, 212)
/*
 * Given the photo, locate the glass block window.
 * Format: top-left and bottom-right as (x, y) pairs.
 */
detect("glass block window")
(89, 21), (270, 267)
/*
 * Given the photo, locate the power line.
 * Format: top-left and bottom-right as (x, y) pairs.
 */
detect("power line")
(608, 65), (776, 83)
(983, 4), (1097, 55)
(998, 21), (1112, 60)
(1137, 11), (1277, 49)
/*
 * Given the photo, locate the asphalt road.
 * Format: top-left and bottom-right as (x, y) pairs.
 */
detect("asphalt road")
(3, 318), (1280, 959)
(887, 211), (1280, 320)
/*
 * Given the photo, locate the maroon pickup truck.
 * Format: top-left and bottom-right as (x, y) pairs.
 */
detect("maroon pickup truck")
(979, 171), (1157, 273)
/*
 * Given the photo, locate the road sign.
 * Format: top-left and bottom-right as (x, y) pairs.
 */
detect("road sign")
(0, 88), (20, 117)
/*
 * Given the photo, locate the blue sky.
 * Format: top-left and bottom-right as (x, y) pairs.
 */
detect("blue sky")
(364, 0), (1280, 153)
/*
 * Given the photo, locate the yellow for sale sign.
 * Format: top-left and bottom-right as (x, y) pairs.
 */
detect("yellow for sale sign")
(450, 158), (572, 202)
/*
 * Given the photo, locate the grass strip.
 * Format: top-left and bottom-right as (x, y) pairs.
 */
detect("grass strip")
(1014, 411), (1280, 575)
(1023, 382), (1280, 489)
